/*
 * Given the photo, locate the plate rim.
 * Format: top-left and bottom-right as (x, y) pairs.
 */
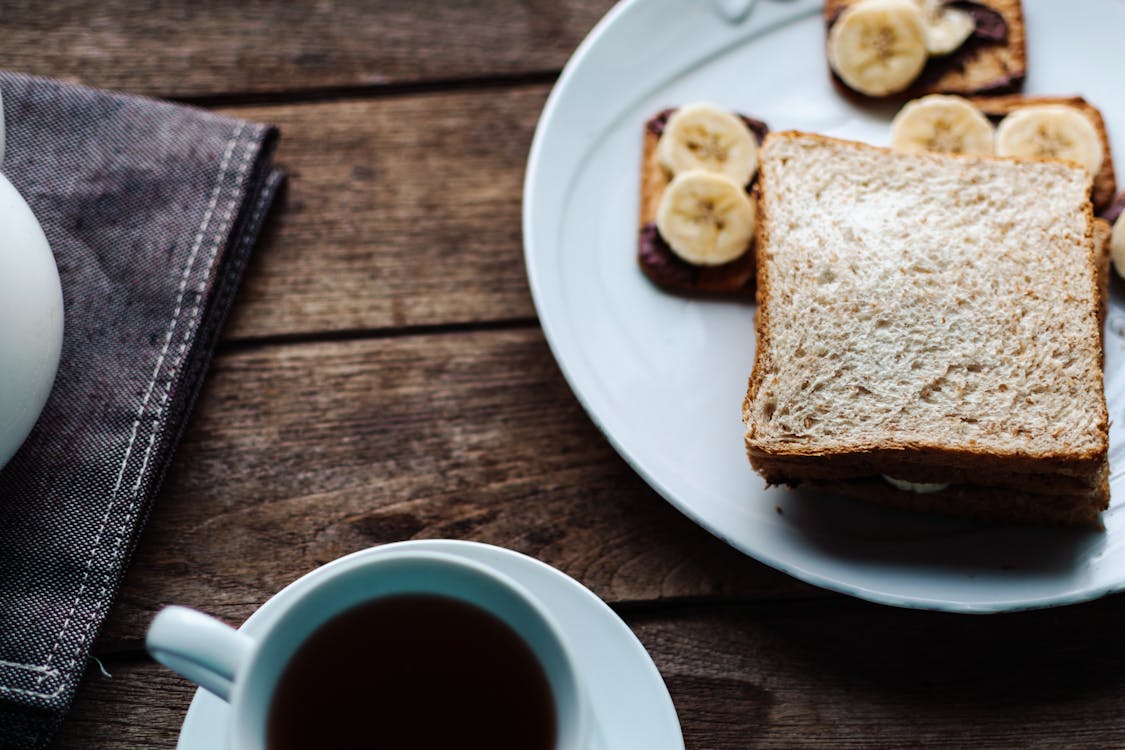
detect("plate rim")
(522, 0), (1125, 614)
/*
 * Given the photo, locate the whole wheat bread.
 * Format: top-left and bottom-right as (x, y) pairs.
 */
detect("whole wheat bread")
(744, 132), (1109, 525)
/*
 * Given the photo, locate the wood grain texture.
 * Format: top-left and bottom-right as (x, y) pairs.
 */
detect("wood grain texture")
(20, 5), (1124, 749)
(58, 596), (1125, 749)
(216, 87), (548, 340)
(97, 329), (812, 645)
(633, 597), (1125, 749)
(0, 0), (613, 99)
(54, 661), (193, 750)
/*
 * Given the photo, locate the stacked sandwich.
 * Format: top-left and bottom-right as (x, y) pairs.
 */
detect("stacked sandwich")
(632, 0), (1120, 525)
(741, 132), (1110, 525)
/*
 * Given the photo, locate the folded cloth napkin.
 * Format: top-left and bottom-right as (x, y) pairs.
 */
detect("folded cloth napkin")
(0, 71), (283, 748)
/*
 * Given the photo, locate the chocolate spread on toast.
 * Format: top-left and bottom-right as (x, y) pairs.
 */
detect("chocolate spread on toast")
(639, 109), (768, 294)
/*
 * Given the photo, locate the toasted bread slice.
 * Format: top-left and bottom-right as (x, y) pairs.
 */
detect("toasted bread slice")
(805, 474), (1109, 526)
(744, 131), (1109, 524)
(637, 108), (767, 296)
(971, 95), (1117, 212)
(825, 0), (1027, 98)
(752, 451), (1105, 493)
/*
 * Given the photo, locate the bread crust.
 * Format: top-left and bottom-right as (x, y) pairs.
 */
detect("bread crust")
(750, 451), (1106, 493)
(1095, 218), (1112, 343)
(970, 95), (1117, 212)
(636, 110), (763, 296)
(825, 0), (1027, 99)
(745, 131), (1110, 524)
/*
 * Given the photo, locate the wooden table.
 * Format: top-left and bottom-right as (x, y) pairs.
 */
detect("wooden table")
(8, 3), (1124, 747)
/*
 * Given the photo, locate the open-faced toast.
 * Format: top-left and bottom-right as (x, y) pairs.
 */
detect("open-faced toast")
(637, 107), (767, 297)
(825, 0), (1027, 99)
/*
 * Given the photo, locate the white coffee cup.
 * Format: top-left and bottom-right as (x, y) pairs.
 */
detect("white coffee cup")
(146, 549), (594, 750)
(0, 87), (64, 470)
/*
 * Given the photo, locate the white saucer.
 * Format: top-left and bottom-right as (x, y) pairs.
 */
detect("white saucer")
(175, 540), (684, 750)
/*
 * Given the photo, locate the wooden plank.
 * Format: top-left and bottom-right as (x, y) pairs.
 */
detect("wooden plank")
(217, 87), (550, 340)
(1, 1), (612, 99)
(60, 597), (1125, 748)
(634, 597), (1125, 749)
(98, 329), (812, 645)
(55, 661), (192, 750)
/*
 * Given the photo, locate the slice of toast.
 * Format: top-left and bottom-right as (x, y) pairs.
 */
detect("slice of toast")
(744, 131), (1109, 525)
(825, 0), (1027, 98)
(753, 217), (1114, 487)
(637, 108), (767, 297)
(970, 95), (1117, 212)
(804, 474), (1109, 526)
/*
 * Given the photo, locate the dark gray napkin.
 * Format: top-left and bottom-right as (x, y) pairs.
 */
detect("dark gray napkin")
(0, 71), (283, 748)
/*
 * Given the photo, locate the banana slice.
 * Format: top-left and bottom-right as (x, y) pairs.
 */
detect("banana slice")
(995, 105), (1105, 176)
(917, 0), (975, 55)
(657, 103), (758, 186)
(656, 170), (755, 266)
(890, 95), (995, 155)
(1112, 216), (1125, 281)
(827, 0), (929, 97)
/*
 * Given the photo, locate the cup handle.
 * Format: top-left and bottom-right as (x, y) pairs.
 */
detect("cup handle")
(145, 605), (255, 702)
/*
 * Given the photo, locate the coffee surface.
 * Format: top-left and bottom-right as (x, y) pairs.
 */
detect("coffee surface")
(267, 594), (557, 750)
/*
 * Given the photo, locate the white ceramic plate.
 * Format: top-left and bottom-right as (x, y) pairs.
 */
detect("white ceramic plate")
(176, 541), (684, 749)
(523, 0), (1125, 612)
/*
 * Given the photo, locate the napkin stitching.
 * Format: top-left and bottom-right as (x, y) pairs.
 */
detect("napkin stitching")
(0, 124), (248, 701)
(0, 661), (55, 679)
(0, 668), (61, 700)
(62, 125), (260, 682)
(62, 123), (260, 681)
(0, 661), (58, 679)
(46, 125), (252, 687)
(124, 124), (264, 500)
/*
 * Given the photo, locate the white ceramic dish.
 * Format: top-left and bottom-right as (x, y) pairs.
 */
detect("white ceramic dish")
(0, 90), (64, 471)
(176, 540), (684, 750)
(523, 0), (1125, 612)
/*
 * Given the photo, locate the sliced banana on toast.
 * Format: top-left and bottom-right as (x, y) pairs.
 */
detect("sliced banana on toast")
(827, 0), (929, 97)
(917, 0), (975, 56)
(995, 105), (1105, 176)
(658, 103), (759, 186)
(656, 170), (756, 266)
(890, 95), (995, 154)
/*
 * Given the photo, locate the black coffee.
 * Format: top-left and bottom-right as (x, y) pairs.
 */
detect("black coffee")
(266, 593), (557, 750)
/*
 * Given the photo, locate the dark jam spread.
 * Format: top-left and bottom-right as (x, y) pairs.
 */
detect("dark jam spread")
(1104, 193), (1125, 225)
(638, 222), (755, 292)
(948, 2), (1007, 43)
(914, 2), (1014, 92)
(638, 223), (697, 287)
